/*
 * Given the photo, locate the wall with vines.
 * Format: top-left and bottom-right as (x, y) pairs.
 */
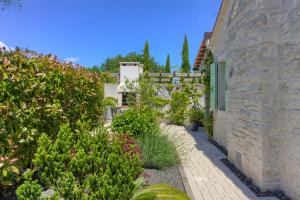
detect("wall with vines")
(201, 50), (214, 137)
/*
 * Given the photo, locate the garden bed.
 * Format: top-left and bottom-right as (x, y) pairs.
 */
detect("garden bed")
(143, 165), (185, 192)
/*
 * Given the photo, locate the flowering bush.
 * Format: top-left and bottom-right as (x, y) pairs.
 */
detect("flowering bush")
(0, 49), (104, 186)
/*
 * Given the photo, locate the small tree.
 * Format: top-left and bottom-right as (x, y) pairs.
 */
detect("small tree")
(143, 40), (150, 71)
(181, 35), (190, 73)
(165, 54), (171, 73)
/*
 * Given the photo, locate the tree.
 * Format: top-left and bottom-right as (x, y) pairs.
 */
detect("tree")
(99, 52), (163, 73)
(100, 53), (142, 73)
(181, 35), (190, 73)
(143, 40), (150, 71)
(165, 54), (171, 73)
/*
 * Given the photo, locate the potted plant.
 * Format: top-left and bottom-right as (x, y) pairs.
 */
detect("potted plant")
(189, 107), (204, 131)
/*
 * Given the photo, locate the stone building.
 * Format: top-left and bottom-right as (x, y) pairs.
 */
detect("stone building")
(195, 0), (300, 199)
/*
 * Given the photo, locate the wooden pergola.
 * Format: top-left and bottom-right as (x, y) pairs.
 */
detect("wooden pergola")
(110, 72), (202, 84)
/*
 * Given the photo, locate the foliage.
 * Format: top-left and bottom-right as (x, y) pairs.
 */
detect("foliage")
(143, 41), (150, 72)
(166, 83), (174, 94)
(100, 52), (163, 73)
(112, 108), (159, 137)
(124, 78), (170, 118)
(201, 50), (213, 115)
(87, 68), (117, 83)
(0, 50), (104, 186)
(181, 35), (190, 73)
(138, 131), (178, 170)
(165, 54), (171, 73)
(17, 124), (142, 199)
(16, 169), (42, 200)
(132, 184), (190, 200)
(189, 108), (204, 123)
(120, 134), (142, 160)
(103, 97), (118, 108)
(169, 91), (189, 125)
(203, 113), (214, 138)
(201, 50), (214, 136)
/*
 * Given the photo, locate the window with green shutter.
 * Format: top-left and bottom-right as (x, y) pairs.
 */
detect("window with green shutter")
(218, 62), (226, 111)
(225, 64), (229, 111)
(210, 62), (217, 111)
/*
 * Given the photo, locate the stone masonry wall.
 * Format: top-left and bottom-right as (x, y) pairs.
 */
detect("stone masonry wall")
(212, 0), (300, 199)
(277, 1), (300, 199)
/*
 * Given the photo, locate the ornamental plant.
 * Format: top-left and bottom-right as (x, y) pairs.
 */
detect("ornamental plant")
(0, 49), (104, 186)
(169, 91), (189, 125)
(201, 50), (214, 136)
(112, 108), (159, 137)
(17, 123), (142, 199)
(132, 184), (190, 200)
(189, 108), (204, 123)
(16, 169), (42, 200)
(138, 131), (178, 170)
(120, 133), (142, 160)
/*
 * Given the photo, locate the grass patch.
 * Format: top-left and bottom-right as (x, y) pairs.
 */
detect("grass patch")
(138, 133), (178, 170)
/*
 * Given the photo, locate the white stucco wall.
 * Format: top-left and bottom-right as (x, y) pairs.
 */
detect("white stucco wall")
(118, 62), (143, 107)
(119, 62), (142, 84)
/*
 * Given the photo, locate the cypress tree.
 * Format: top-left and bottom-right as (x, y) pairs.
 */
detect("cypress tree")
(165, 54), (171, 73)
(143, 40), (150, 71)
(181, 35), (190, 73)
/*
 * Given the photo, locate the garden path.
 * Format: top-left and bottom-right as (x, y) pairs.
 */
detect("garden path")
(164, 124), (278, 200)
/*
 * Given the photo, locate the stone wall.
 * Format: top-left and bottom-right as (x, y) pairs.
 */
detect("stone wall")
(212, 0), (300, 199)
(213, 111), (230, 150)
(277, 1), (300, 199)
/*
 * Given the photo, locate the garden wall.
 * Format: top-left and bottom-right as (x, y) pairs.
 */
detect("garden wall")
(211, 0), (300, 199)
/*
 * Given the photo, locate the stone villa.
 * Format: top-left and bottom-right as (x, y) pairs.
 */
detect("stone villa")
(194, 0), (300, 199)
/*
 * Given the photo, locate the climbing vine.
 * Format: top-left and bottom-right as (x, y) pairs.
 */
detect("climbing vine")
(201, 50), (214, 137)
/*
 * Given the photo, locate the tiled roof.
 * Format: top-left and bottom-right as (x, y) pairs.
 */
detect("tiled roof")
(193, 32), (212, 71)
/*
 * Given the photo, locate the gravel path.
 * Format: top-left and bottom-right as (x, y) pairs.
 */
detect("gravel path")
(144, 165), (185, 192)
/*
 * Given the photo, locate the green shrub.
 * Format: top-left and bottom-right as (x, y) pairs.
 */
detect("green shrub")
(0, 50), (104, 185)
(132, 184), (190, 200)
(123, 78), (169, 118)
(189, 108), (204, 123)
(138, 132), (178, 170)
(169, 91), (189, 125)
(17, 124), (142, 199)
(103, 97), (118, 108)
(16, 169), (43, 200)
(203, 114), (214, 138)
(112, 108), (159, 136)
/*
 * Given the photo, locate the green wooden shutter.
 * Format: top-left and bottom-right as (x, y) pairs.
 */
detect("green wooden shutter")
(225, 63), (229, 111)
(210, 62), (217, 111)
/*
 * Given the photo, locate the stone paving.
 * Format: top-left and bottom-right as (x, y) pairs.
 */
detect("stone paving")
(163, 124), (278, 200)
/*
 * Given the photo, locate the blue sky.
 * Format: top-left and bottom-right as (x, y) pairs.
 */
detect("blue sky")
(0, 0), (221, 68)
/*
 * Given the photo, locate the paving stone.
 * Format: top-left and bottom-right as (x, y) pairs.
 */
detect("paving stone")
(163, 124), (278, 200)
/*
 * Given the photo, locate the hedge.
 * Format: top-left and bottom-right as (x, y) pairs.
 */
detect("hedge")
(0, 49), (104, 186)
